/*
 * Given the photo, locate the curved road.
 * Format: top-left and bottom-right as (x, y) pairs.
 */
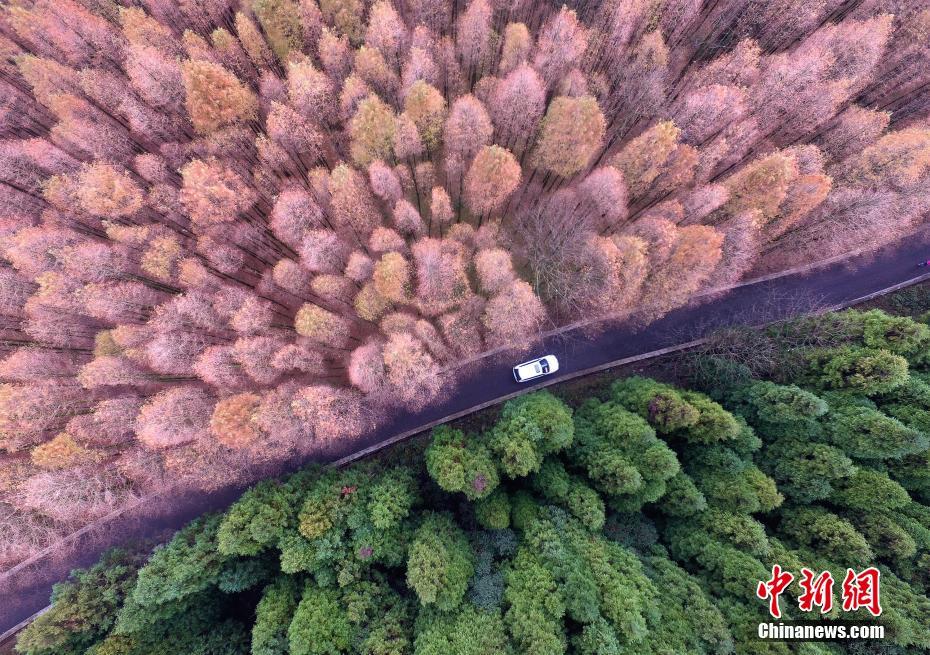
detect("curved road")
(4, 228), (930, 638)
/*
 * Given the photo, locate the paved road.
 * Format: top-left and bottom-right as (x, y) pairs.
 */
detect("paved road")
(4, 228), (930, 637)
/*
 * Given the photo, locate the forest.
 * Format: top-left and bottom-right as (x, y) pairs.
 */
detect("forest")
(3, 0), (930, 571)
(14, 307), (930, 655)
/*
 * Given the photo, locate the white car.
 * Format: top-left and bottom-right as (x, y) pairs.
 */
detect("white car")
(513, 355), (559, 382)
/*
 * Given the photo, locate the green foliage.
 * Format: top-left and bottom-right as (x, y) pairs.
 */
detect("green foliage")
(413, 605), (510, 655)
(685, 446), (783, 514)
(730, 381), (827, 438)
(503, 549), (566, 655)
(854, 514), (917, 561)
(425, 425), (499, 499)
(16, 550), (141, 655)
(116, 515), (229, 635)
(610, 376), (700, 432)
(531, 459), (605, 531)
(823, 400), (928, 460)
(829, 469), (911, 512)
(642, 556), (734, 654)
(367, 467), (417, 530)
(474, 487), (511, 530)
(679, 391), (744, 444)
(570, 399), (679, 511)
(406, 513), (474, 610)
(288, 586), (352, 655)
(763, 439), (855, 503)
(252, 578), (300, 655)
(861, 310), (930, 358)
(488, 391), (573, 478)
(889, 450), (930, 501)
(885, 284), (930, 316)
(779, 507), (874, 567)
(814, 346), (910, 395)
(654, 471), (708, 517)
(686, 354), (755, 401)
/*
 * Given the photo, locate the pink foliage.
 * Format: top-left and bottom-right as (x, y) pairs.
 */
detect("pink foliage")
(66, 397), (142, 447)
(135, 386), (214, 449)
(0, 0), (926, 544)
(291, 384), (367, 441)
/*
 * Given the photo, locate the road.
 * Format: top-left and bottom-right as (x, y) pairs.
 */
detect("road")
(4, 227), (930, 638)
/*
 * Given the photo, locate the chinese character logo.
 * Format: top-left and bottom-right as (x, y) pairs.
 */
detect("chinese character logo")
(757, 565), (794, 619)
(757, 566), (882, 618)
(842, 567), (882, 617)
(798, 568), (834, 614)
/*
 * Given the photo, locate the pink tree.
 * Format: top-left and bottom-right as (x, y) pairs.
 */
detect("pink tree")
(577, 166), (628, 232)
(533, 6), (588, 87)
(365, 0), (407, 66)
(482, 280), (546, 347)
(369, 160), (403, 203)
(444, 95), (493, 161)
(456, 0), (492, 74)
(382, 332), (443, 408)
(271, 187), (326, 248)
(475, 248), (515, 295)
(411, 238), (471, 316)
(489, 64), (545, 150)
(291, 384), (367, 442)
(288, 57), (337, 124)
(135, 386), (214, 449)
(180, 158), (257, 228)
(464, 145), (521, 214)
(348, 339), (387, 395)
(210, 393), (263, 449)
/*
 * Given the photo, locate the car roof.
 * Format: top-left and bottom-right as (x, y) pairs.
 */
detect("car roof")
(515, 355), (552, 367)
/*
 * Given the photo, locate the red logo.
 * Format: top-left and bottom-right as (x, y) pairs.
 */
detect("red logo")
(841, 567), (882, 617)
(757, 566), (882, 618)
(798, 568), (834, 614)
(757, 565), (794, 619)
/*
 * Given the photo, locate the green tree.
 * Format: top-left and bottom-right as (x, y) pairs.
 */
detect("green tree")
(252, 578), (301, 655)
(763, 439), (855, 503)
(16, 550), (141, 655)
(488, 392), (574, 478)
(425, 425), (499, 499)
(569, 399), (679, 511)
(218, 473), (312, 556)
(779, 507), (873, 566)
(610, 376), (700, 433)
(685, 446), (783, 514)
(823, 399), (928, 460)
(118, 515), (229, 631)
(367, 467), (418, 530)
(655, 471), (707, 517)
(730, 381), (828, 439)
(642, 556), (734, 654)
(288, 586), (353, 655)
(814, 346), (909, 395)
(475, 488), (511, 530)
(503, 549), (566, 655)
(830, 468), (911, 512)
(861, 310), (930, 358)
(679, 391), (743, 444)
(531, 460), (605, 531)
(413, 605), (511, 655)
(406, 513), (475, 610)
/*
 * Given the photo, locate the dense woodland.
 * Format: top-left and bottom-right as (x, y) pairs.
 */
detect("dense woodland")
(3, 0), (930, 570)
(15, 307), (930, 655)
